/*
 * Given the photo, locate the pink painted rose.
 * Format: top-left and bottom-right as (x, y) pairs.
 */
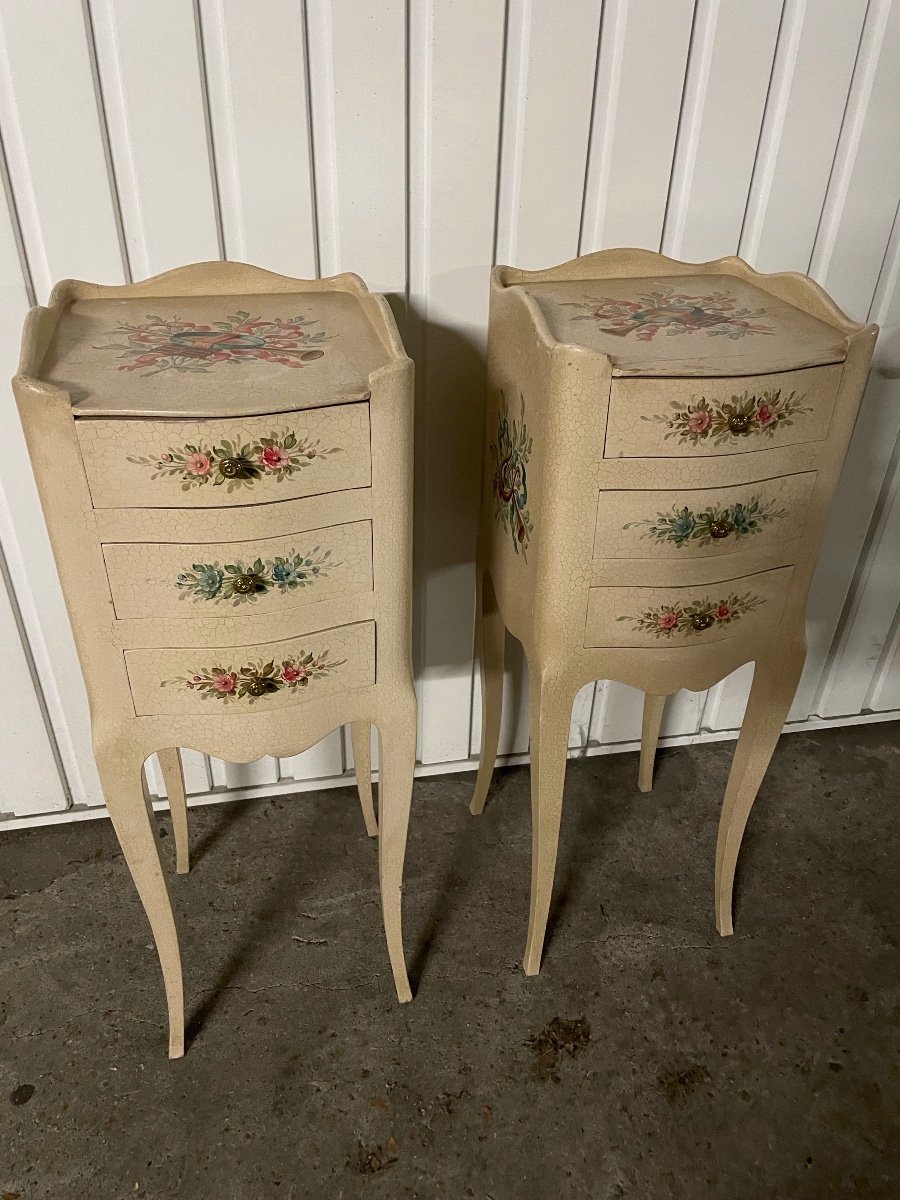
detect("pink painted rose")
(185, 451), (212, 476)
(657, 611), (678, 630)
(715, 604), (731, 620)
(212, 672), (237, 694)
(281, 664), (306, 683)
(687, 409), (712, 433)
(160, 453), (173, 462)
(261, 445), (290, 470)
(757, 403), (775, 425)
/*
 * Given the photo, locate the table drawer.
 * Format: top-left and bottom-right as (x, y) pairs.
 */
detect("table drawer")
(77, 402), (371, 508)
(593, 472), (815, 562)
(604, 365), (841, 459)
(125, 620), (375, 716)
(103, 520), (372, 619)
(585, 566), (793, 648)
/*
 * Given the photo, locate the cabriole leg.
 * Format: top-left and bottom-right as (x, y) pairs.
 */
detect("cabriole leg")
(638, 693), (669, 793)
(96, 742), (185, 1058)
(470, 568), (506, 816)
(522, 667), (574, 976)
(350, 721), (378, 837)
(376, 699), (417, 1003)
(157, 747), (189, 874)
(715, 645), (806, 936)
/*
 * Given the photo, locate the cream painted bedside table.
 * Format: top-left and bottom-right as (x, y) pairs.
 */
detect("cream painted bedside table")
(15, 262), (416, 1057)
(470, 249), (876, 975)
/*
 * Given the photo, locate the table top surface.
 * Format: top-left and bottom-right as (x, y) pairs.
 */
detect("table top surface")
(518, 274), (848, 376)
(40, 290), (393, 418)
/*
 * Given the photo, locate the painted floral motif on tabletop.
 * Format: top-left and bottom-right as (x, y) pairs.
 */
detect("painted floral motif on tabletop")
(618, 592), (763, 639)
(164, 649), (346, 703)
(127, 430), (340, 492)
(96, 310), (334, 375)
(562, 288), (774, 342)
(176, 546), (335, 606)
(645, 388), (811, 447)
(624, 494), (786, 548)
(491, 392), (534, 558)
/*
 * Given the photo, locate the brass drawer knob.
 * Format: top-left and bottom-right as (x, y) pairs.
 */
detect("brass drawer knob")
(691, 613), (715, 631)
(708, 519), (733, 539)
(232, 574), (260, 595)
(727, 412), (750, 434)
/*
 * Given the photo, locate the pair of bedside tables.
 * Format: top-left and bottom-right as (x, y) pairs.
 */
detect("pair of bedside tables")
(16, 252), (875, 1058)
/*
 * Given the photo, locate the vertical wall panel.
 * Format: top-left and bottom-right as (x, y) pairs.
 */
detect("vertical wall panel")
(662, 0), (782, 262)
(412, 0), (506, 764)
(90, 0), (221, 277)
(199, 0), (317, 276)
(581, 0), (694, 254)
(739, 0), (867, 273)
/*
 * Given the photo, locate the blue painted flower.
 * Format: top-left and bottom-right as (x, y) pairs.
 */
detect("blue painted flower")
(272, 559), (304, 587)
(730, 504), (755, 535)
(667, 507), (696, 544)
(178, 564), (223, 599)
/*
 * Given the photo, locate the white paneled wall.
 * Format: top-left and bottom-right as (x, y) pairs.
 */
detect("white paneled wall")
(0, 0), (897, 826)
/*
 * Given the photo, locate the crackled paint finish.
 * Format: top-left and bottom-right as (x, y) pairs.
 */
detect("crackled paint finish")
(595, 472), (816, 562)
(126, 429), (340, 491)
(127, 622), (375, 716)
(95, 309), (334, 375)
(15, 261), (419, 1057)
(77, 402), (371, 508)
(563, 287), (774, 342)
(604, 364), (843, 459)
(470, 247), (875, 978)
(103, 521), (372, 619)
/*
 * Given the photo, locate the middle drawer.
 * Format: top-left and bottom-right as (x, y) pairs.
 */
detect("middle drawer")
(593, 471), (816, 562)
(103, 521), (372, 619)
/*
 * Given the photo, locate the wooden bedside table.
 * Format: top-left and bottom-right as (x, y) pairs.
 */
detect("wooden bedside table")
(470, 249), (877, 975)
(15, 262), (417, 1057)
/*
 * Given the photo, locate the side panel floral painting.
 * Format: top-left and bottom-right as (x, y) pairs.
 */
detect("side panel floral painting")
(490, 392), (534, 559)
(96, 310), (334, 375)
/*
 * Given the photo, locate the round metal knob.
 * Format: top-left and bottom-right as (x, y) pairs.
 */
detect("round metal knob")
(219, 457), (244, 478)
(246, 679), (269, 697)
(727, 413), (750, 434)
(691, 613), (714, 631)
(232, 574), (258, 595)
(709, 520), (733, 539)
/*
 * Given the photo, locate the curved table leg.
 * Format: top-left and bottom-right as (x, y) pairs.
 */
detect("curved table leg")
(638, 693), (669, 793)
(157, 747), (189, 874)
(350, 721), (378, 837)
(471, 568), (506, 816)
(376, 697), (417, 1003)
(97, 741), (184, 1058)
(523, 666), (574, 976)
(715, 644), (806, 936)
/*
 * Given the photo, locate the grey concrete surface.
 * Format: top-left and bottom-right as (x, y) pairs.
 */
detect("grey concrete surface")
(1, 722), (898, 1200)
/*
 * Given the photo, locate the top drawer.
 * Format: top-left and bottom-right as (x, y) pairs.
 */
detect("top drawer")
(76, 402), (371, 508)
(604, 364), (841, 459)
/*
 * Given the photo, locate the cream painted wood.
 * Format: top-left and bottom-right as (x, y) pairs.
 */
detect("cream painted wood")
(156, 747), (189, 875)
(593, 472), (817, 562)
(471, 249), (877, 975)
(102, 520), (372, 620)
(351, 721), (378, 838)
(15, 261), (417, 1057)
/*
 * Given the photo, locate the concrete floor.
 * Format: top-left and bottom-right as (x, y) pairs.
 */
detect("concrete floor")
(1, 722), (898, 1200)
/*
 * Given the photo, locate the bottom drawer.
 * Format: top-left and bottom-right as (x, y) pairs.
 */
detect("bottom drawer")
(585, 567), (792, 648)
(125, 620), (375, 715)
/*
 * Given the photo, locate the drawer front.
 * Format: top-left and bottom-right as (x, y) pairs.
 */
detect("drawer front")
(125, 620), (374, 716)
(585, 566), (793, 648)
(77, 402), (371, 508)
(103, 520), (372, 619)
(604, 365), (841, 459)
(593, 472), (815, 562)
